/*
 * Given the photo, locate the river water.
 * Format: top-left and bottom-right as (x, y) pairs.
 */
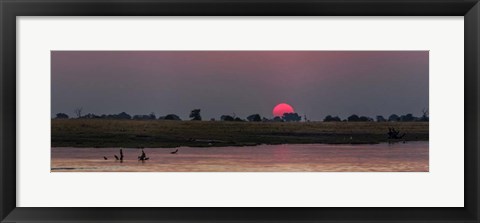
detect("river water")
(51, 142), (428, 172)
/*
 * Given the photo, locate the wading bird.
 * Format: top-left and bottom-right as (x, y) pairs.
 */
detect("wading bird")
(170, 149), (179, 154)
(120, 149), (124, 161)
(138, 149), (149, 161)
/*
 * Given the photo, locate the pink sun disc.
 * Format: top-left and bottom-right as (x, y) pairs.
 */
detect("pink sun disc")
(273, 103), (295, 117)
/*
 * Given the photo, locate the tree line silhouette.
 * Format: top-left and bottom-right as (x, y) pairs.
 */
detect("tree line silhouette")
(55, 107), (305, 122)
(55, 108), (428, 122)
(324, 109), (429, 122)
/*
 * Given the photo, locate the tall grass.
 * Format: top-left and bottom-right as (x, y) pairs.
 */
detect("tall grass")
(52, 119), (428, 148)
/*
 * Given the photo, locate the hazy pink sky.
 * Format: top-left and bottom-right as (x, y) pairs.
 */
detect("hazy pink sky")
(51, 51), (428, 120)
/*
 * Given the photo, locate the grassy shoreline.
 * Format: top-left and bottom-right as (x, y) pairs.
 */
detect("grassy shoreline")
(51, 119), (428, 148)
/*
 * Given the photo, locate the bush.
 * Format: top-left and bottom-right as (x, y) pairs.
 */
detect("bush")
(247, 114), (262, 122)
(347, 114), (360, 122)
(189, 109), (201, 121)
(55, 113), (69, 119)
(323, 115), (341, 122)
(400, 114), (417, 122)
(234, 117), (245, 122)
(162, 114), (181, 121)
(282, 113), (301, 122)
(388, 114), (400, 122)
(376, 116), (386, 122)
(220, 115), (235, 121)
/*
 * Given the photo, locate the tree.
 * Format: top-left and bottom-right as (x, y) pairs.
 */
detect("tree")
(387, 127), (406, 139)
(234, 117), (245, 122)
(376, 115), (386, 122)
(133, 115), (149, 120)
(107, 112), (132, 119)
(323, 115), (333, 122)
(358, 116), (373, 122)
(189, 109), (201, 121)
(247, 114), (262, 122)
(273, 116), (283, 122)
(400, 113), (416, 122)
(74, 107), (83, 118)
(133, 112), (156, 120)
(221, 115), (234, 121)
(82, 113), (100, 119)
(55, 113), (69, 119)
(419, 108), (429, 122)
(388, 114), (400, 122)
(347, 114), (360, 122)
(117, 112), (132, 119)
(149, 112), (156, 120)
(323, 115), (341, 122)
(162, 114), (181, 121)
(282, 113), (301, 122)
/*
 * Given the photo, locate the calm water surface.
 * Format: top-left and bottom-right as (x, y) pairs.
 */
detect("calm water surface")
(51, 142), (428, 172)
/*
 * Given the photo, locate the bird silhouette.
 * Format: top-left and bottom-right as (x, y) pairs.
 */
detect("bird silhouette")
(138, 149), (149, 161)
(103, 156), (108, 160)
(170, 149), (179, 154)
(114, 155), (119, 160)
(119, 149), (124, 161)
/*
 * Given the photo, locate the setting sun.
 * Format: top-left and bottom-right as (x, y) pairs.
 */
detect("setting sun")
(273, 103), (294, 117)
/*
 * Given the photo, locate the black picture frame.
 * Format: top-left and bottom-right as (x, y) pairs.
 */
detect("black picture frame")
(1, 0), (479, 222)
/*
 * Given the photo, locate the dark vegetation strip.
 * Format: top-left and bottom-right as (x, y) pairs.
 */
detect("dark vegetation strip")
(51, 119), (428, 148)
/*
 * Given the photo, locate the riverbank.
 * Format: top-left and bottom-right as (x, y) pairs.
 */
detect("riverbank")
(51, 119), (428, 148)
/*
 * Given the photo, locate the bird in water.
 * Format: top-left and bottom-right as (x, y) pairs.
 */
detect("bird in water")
(103, 156), (108, 160)
(138, 149), (149, 161)
(119, 149), (124, 161)
(113, 149), (124, 162)
(170, 149), (179, 154)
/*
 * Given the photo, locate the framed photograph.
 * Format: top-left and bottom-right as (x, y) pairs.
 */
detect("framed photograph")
(50, 50), (429, 172)
(1, 0), (479, 222)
